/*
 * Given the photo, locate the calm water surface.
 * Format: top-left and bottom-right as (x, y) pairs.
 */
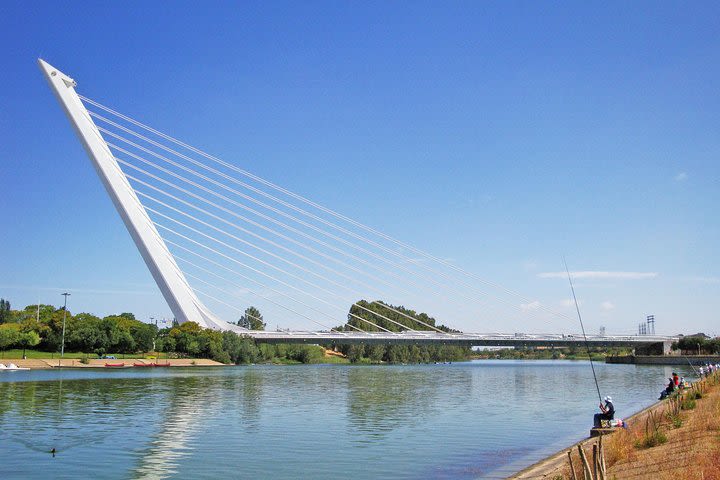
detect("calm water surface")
(0, 360), (695, 479)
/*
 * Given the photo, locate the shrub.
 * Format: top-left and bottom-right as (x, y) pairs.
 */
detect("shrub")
(635, 411), (667, 449)
(635, 430), (667, 448)
(682, 398), (697, 410)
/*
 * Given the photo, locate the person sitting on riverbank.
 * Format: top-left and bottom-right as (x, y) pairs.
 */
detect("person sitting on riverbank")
(593, 396), (615, 428)
(672, 372), (679, 386)
(660, 378), (675, 399)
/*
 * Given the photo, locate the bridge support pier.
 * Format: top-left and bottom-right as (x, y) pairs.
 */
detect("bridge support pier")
(634, 341), (675, 356)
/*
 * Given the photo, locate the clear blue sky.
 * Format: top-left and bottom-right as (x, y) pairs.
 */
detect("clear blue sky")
(1, 1), (718, 335)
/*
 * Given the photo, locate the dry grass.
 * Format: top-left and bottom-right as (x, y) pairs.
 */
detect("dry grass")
(604, 372), (720, 479)
(555, 372), (720, 479)
(603, 427), (638, 466)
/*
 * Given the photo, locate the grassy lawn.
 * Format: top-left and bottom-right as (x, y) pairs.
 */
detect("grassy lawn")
(0, 349), (161, 360)
(262, 356), (350, 365)
(314, 355), (350, 364)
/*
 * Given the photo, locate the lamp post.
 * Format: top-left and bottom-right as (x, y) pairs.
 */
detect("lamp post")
(60, 292), (71, 365)
(150, 317), (155, 352)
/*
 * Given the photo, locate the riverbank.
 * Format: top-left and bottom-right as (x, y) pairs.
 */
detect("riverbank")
(1, 358), (224, 368)
(509, 371), (720, 479)
(607, 354), (720, 365)
(0, 347), (352, 369)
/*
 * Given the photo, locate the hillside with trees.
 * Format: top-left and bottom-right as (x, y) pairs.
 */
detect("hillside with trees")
(332, 300), (472, 363)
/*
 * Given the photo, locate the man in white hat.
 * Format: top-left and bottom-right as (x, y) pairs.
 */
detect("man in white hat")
(594, 396), (615, 428)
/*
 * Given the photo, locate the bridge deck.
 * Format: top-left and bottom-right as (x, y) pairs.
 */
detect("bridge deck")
(245, 331), (676, 348)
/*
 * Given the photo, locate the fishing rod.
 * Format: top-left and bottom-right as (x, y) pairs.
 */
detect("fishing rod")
(564, 258), (603, 404)
(683, 355), (699, 376)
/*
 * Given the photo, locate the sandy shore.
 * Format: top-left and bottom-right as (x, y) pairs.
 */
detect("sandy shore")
(1, 358), (225, 368)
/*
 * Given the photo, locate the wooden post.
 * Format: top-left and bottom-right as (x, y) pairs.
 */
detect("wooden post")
(598, 435), (606, 479)
(592, 444), (598, 479)
(568, 450), (578, 480)
(578, 444), (594, 480)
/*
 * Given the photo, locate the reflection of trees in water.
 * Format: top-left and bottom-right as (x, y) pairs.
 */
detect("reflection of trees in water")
(0, 370), (270, 480)
(346, 367), (448, 442)
(237, 369), (263, 430)
(0, 377), (170, 454)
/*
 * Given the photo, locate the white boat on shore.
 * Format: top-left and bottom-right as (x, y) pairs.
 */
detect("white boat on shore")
(0, 363), (30, 371)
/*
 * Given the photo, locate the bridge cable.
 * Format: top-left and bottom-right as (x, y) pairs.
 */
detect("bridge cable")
(90, 108), (569, 326)
(112, 151), (516, 327)
(155, 221), (409, 333)
(122, 167), (460, 331)
(86, 97), (572, 330)
(169, 243), (372, 334)
(183, 272), (387, 333)
(130, 180), (450, 334)
(82, 97), (577, 324)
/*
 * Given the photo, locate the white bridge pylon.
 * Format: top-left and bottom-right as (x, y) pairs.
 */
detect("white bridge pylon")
(39, 59), (241, 332)
(40, 59), (674, 342)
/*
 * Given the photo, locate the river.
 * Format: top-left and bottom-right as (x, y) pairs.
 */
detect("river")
(0, 360), (696, 479)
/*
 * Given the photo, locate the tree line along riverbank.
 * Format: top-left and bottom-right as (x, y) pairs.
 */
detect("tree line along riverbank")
(511, 368), (720, 479)
(0, 299), (472, 365)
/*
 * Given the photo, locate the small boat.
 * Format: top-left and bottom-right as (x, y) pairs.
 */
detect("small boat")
(0, 363), (30, 371)
(104, 363), (125, 368)
(152, 362), (172, 367)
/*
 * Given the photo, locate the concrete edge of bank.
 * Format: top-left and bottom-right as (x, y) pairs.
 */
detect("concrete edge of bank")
(606, 354), (720, 365)
(507, 398), (664, 479)
(1, 358), (225, 368)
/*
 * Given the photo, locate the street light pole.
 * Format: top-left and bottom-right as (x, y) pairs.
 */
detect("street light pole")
(60, 292), (71, 365)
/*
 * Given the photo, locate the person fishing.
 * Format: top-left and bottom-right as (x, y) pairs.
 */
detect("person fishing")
(594, 396), (615, 427)
(564, 261), (612, 431)
(660, 377), (675, 399)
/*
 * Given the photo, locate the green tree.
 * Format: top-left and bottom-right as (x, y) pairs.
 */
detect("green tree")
(292, 345), (323, 364)
(39, 307), (75, 352)
(0, 324), (21, 351)
(238, 306), (265, 330)
(365, 344), (385, 363)
(343, 300), (459, 333)
(169, 322), (203, 356)
(222, 331), (260, 364)
(18, 331), (40, 358)
(130, 323), (158, 352)
(0, 299), (10, 324)
(156, 331), (176, 354)
(67, 313), (105, 352)
(20, 304), (56, 326)
(676, 336), (708, 354)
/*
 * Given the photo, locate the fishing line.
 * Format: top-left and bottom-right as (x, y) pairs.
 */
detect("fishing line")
(564, 258), (603, 404)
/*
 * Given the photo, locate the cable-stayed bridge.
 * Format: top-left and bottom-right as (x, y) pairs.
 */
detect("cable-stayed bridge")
(39, 60), (676, 351)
